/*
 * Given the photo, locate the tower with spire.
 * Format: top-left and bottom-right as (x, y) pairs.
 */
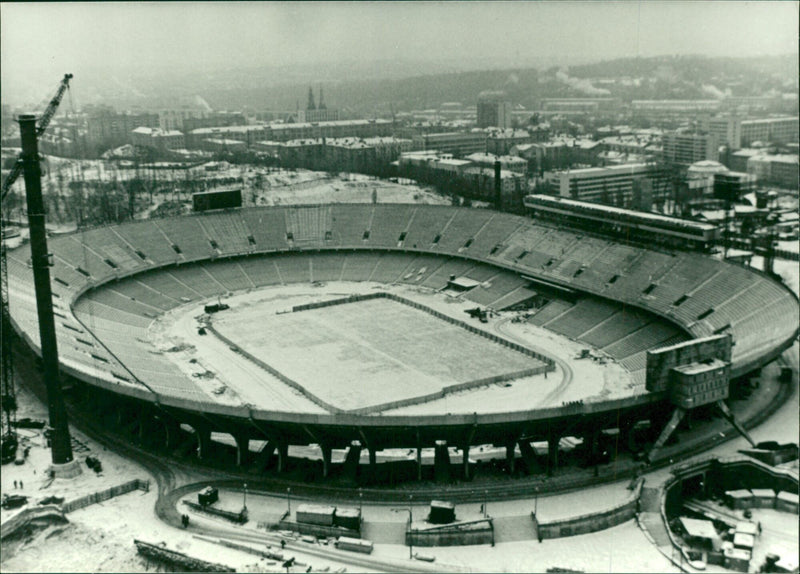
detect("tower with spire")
(307, 87), (316, 111)
(297, 86), (338, 122)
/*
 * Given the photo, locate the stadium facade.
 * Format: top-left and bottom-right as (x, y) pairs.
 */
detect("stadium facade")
(6, 204), (798, 478)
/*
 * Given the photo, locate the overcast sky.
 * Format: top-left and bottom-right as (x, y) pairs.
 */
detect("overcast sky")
(2, 1), (798, 99)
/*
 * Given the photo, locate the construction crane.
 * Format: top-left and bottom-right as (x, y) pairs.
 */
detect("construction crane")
(1, 73), (73, 464)
(1, 74), (73, 202)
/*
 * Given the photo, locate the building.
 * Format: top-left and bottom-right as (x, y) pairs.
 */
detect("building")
(477, 91), (511, 129)
(746, 154), (799, 188)
(486, 129), (534, 155)
(187, 125), (270, 149)
(86, 109), (160, 151)
(158, 96), (213, 131)
(553, 163), (669, 207)
(662, 131), (719, 166)
(181, 112), (247, 132)
(270, 119), (393, 142)
(465, 153), (528, 174)
(512, 138), (602, 175)
(740, 117), (799, 148)
(296, 86), (340, 123)
(704, 116), (799, 149)
(411, 131), (487, 157)
(539, 98), (621, 113)
(131, 127), (185, 152)
(631, 100), (720, 115)
(201, 138), (248, 154)
(462, 166), (528, 201)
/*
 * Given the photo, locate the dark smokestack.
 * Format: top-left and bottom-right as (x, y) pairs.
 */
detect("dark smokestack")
(19, 114), (75, 466)
(494, 160), (502, 210)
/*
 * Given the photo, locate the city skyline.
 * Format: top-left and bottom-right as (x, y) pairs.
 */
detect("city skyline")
(1, 1), (798, 106)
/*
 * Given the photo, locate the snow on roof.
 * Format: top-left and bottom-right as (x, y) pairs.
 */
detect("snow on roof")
(450, 277), (482, 289)
(680, 517), (719, 540)
(527, 194), (718, 231)
(465, 153), (526, 163)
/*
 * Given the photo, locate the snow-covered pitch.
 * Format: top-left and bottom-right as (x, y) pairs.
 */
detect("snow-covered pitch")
(212, 296), (549, 412)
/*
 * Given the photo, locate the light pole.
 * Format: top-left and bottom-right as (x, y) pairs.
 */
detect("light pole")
(243, 482), (248, 511)
(534, 486), (539, 517)
(287, 487), (292, 516)
(359, 488), (363, 515)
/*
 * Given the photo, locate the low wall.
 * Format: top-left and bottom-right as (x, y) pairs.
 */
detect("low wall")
(60, 478), (150, 514)
(407, 519), (494, 547)
(289, 291), (556, 415)
(274, 519), (360, 539)
(205, 323), (344, 414)
(532, 479), (643, 540)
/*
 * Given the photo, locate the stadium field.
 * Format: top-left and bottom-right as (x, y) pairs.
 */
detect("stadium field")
(212, 296), (548, 411)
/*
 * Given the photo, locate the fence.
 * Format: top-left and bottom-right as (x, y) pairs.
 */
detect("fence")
(213, 291), (556, 415)
(60, 478), (150, 514)
(531, 479), (643, 540)
(134, 539), (235, 572)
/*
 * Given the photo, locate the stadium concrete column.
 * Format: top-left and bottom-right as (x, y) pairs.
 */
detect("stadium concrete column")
(460, 441), (471, 479)
(547, 427), (560, 476)
(234, 432), (251, 467)
(320, 443), (333, 478)
(276, 440), (289, 472)
(194, 424), (212, 460)
(160, 414), (183, 452)
(505, 438), (517, 474)
(461, 420), (477, 480)
(343, 440), (362, 481)
(416, 430), (423, 481)
(368, 446), (377, 472)
(434, 440), (451, 482)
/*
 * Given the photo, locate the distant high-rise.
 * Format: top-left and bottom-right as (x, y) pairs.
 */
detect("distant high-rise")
(318, 86), (327, 110)
(662, 131), (719, 166)
(477, 91), (511, 129)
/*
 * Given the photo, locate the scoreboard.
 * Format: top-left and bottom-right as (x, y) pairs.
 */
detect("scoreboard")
(192, 188), (242, 212)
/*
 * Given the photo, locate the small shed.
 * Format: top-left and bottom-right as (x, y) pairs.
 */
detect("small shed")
(679, 517), (721, 551)
(429, 500), (456, 525)
(750, 488), (776, 509)
(723, 546), (751, 573)
(735, 521), (758, 537)
(776, 491), (799, 514)
(725, 489), (754, 510)
(296, 504), (336, 526)
(334, 508), (362, 531)
(733, 532), (755, 551)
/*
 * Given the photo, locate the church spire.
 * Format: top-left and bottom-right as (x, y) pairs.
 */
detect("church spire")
(318, 85), (326, 110)
(306, 86), (316, 111)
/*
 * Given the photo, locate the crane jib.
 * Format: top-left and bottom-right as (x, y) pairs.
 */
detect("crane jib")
(0, 73), (73, 202)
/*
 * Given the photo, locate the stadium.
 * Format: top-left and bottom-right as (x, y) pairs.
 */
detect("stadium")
(5, 203), (799, 480)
